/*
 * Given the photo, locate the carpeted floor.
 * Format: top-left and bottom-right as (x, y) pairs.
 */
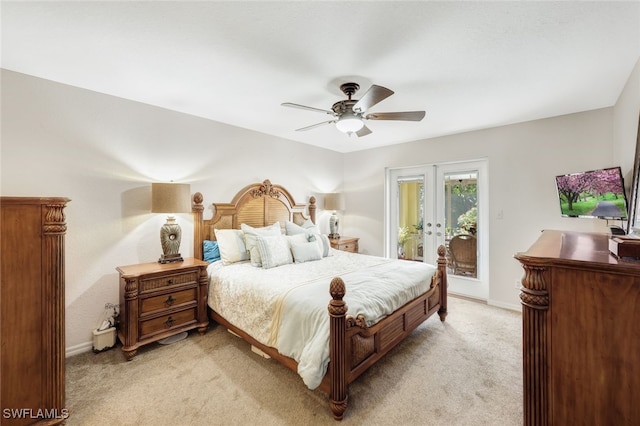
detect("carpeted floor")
(65, 296), (523, 425)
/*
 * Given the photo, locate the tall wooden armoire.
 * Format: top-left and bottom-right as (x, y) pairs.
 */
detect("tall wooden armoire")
(1, 197), (70, 425)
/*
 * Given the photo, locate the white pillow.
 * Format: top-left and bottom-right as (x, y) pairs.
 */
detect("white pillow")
(214, 229), (249, 265)
(291, 240), (323, 263)
(286, 233), (308, 245)
(284, 220), (330, 257)
(241, 222), (281, 267)
(256, 234), (293, 269)
(285, 219), (320, 236)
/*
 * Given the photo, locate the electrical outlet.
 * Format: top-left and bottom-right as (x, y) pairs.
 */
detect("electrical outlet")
(514, 279), (521, 289)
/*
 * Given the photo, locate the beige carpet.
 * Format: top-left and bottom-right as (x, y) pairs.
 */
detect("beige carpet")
(66, 296), (523, 425)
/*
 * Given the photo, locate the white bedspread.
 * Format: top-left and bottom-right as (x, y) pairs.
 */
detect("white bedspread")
(207, 250), (437, 389)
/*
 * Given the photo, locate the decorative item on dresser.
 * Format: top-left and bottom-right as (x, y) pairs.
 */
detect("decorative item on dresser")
(192, 179), (448, 420)
(1, 197), (70, 425)
(329, 236), (359, 253)
(515, 230), (640, 426)
(116, 258), (209, 360)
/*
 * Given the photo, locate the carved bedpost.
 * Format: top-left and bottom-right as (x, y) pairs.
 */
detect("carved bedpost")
(193, 192), (204, 260)
(308, 196), (316, 224)
(328, 277), (348, 420)
(519, 264), (550, 426)
(437, 245), (448, 321)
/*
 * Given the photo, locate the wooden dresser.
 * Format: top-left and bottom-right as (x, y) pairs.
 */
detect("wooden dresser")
(117, 258), (209, 360)
(515, 230), (640, 426)
(329, 236), (359, 253)
(1, 197), (70, 425)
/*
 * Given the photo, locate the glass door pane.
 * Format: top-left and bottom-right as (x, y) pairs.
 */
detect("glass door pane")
(443, 172), (478, 278)
(397, 177), (424, 261)
(385, 166), (434, 262)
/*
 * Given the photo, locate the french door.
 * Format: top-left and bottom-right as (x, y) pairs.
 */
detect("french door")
(385, 160), (488, 300)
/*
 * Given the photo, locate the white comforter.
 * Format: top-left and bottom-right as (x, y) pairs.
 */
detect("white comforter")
(207, 249), (436, 389)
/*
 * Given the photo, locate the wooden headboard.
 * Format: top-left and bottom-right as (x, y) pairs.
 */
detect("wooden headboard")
(192, 179), (316, 260)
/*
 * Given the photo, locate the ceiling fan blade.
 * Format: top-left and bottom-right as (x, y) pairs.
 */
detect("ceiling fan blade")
(295, 120), (336, 131)
(355, 125), (372, 137)
(282, 102), (335, 115)
(365, 111), (426, 121)
(352, 85), (394, 113)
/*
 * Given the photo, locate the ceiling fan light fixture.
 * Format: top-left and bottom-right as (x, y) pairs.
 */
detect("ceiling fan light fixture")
(335, 114), (364, 133)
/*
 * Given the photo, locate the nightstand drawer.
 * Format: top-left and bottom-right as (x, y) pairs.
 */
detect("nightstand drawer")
(338, 242), (357, 252)
(140, 288), (197, 315)
(330, 237), (359, 253)
(140, 308), (197, 339)
(139, 270), (199, 293)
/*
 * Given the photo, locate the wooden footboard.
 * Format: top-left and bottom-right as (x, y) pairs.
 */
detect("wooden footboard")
(326, 245), (448, 420)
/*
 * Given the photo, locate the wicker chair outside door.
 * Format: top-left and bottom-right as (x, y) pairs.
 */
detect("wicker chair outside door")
(448, 234), (477, 277)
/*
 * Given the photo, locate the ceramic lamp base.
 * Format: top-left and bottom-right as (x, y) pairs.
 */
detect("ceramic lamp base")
(159, 216), (183, 263)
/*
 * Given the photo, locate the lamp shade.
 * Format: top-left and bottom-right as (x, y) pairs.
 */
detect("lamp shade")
(151, 183), (191, 214)
(324, 193), (345, 211)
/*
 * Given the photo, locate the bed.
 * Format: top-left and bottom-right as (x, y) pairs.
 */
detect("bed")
(192, 179), (448, 420)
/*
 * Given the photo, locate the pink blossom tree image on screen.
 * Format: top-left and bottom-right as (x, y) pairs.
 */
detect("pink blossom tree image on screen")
(556, 168), (627, 218)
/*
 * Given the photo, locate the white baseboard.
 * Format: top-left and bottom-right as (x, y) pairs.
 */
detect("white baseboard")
(66, 341), (93, 358)
(487, 299), (521, 312)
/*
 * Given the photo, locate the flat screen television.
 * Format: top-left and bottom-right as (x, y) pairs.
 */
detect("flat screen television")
(555, 166), (628, 220)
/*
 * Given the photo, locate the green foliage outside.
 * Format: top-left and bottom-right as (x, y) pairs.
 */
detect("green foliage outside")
(447, 181), (477, 235)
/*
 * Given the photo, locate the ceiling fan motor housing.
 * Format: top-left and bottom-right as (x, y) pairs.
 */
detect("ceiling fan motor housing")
(332, 99), (359, 116)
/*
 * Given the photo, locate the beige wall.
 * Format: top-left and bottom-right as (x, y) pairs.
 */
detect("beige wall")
(2, 61), (638, 352)
(614, 58), (640, 194)
(342, 60), (640, 310)
(1, 70), (343, 354)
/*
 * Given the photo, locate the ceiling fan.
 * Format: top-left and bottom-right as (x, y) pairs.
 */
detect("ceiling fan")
(281, 82), (426, 137)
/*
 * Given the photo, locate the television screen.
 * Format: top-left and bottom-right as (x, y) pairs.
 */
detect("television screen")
(555, 166), (628, 219)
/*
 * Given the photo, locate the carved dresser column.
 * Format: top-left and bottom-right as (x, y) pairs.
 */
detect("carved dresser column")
(1, 197), (70, 425)
(519, 264), (549, 426)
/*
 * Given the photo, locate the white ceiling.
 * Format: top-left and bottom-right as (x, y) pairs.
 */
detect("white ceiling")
(2, 1), (639, 153)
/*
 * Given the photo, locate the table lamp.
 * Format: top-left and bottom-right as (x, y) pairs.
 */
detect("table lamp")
(151, 182), (191, 264)
(324, 193), (345, 239)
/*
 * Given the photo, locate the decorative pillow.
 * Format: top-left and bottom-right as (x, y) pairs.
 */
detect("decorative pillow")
(241, 222), (281, 267)
(285, 221), (331, 257)
(214, 229), (249, 265)
(255, 234), (293, 269)
(318, 234), (332, 257)
(286, 233), (308, 245)
(285, 219), (320, 236)
(290, 240), (323, 263)
(203, 240), (221, 263)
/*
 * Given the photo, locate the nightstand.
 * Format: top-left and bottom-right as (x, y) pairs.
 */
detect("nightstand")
(117, 258), (209, 360)
(329, 236), (359, 253)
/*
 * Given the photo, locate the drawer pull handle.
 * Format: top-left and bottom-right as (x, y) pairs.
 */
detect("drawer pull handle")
(167, 279), (174, 285)
(165, 316), (175, 328)
(164, 295), (175, 307)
